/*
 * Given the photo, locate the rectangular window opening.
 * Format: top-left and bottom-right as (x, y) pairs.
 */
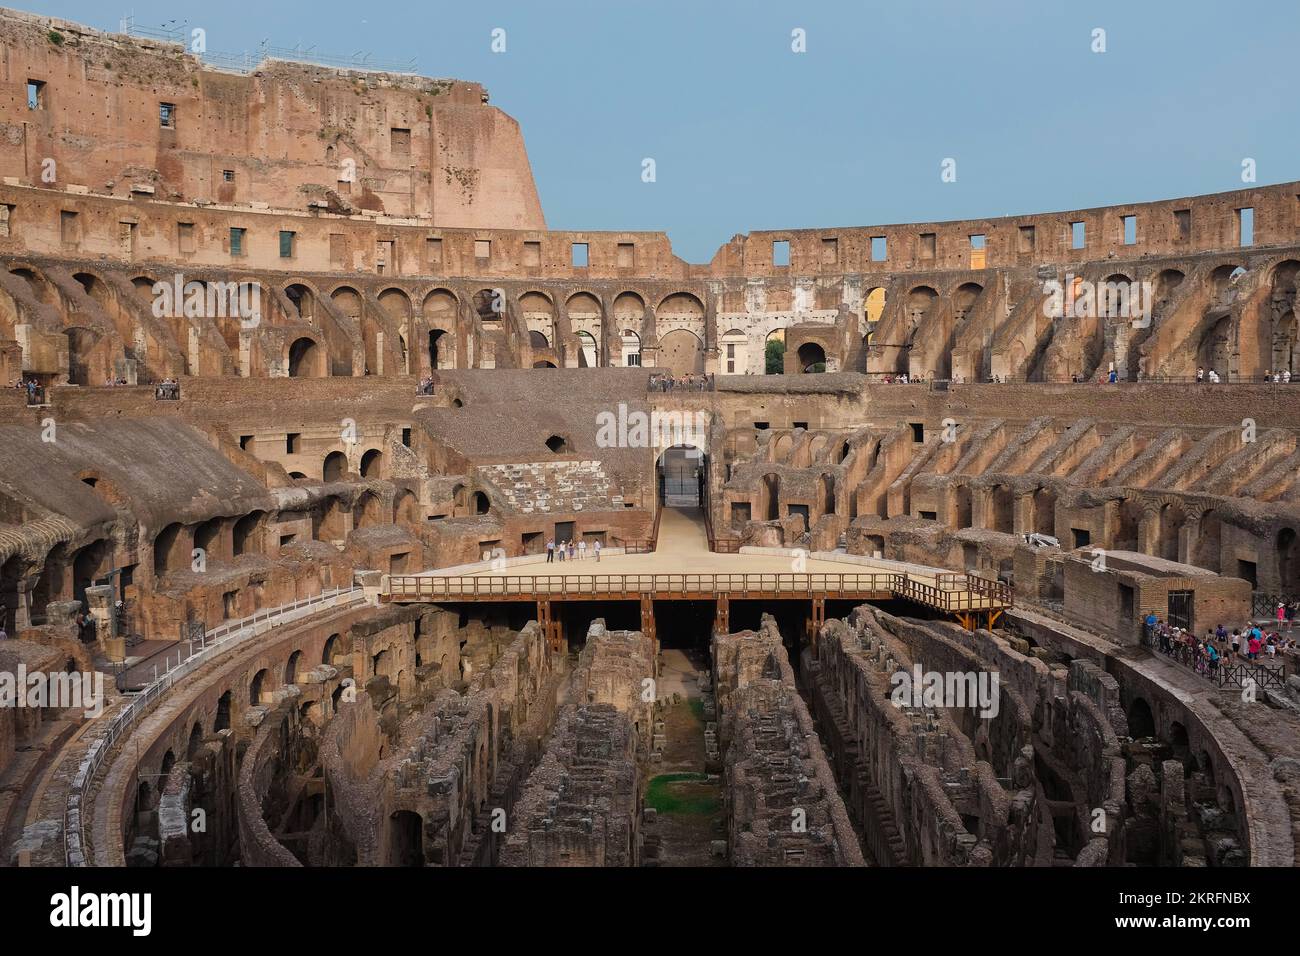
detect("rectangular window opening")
(1237, 207), (1254, 247)
(772, 240), (790, 267)
(870, 236), (888, 262)
(571, 242), (588, 267)
(1122, 215), (1137, 245)
(1071, 221), (1086, 249)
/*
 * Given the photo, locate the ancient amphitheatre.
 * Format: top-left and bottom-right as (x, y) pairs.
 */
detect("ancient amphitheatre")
(0, 5), (1298, 874)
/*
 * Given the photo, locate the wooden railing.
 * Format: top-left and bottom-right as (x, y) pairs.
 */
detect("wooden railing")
(386, 570), (1013, 612)
(388, 571), (904, 601)
(702, 506), (742, 553)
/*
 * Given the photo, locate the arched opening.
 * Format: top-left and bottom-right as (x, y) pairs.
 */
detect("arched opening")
(472, 492), (490, 515)
(65, 326), (106, 386)
(233, 511), (264, 557)
(764, 328), (786, 375)
(387, 811), (424, 866)
(621, 329), (642, 367)
(284, 650), (302, 686)
(323, 452), (348, 483)
(657, 329), (704, 376)
(568, 292), (603, 366)
(285, 283), (315, 321)
(193, 517), (222, 562)
(153, 523), (185, 577)
(214, 690), (232, 732)
(187, 721), (204, 759)
(1196, 315), (1232, 376)
(360, 449), (383, 479)
(520, 292), (555, 352)
(1127, 697), (1156, 739)
(354, 492), (383, 529)
(427, 328), (451, 372)
(287, 337), (320, 377)
(721, 328), (747, 375)
(796, 341), (827, 373)
(820, 474), (836, 516)
(393, 490), (419, 525)
(249, 668), (270, 706)
(322, 633), (342, 666)
(545, 435), (569, 454)
(657, 445), (705, 508)
(575, 329), (599, 368)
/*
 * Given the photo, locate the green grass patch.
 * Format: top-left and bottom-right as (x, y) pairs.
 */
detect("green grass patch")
(689, 698), (705, 722)
(646, 772), (720, 817)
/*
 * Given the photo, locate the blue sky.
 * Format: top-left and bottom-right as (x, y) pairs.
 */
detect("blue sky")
(24, 0), (1300, 262)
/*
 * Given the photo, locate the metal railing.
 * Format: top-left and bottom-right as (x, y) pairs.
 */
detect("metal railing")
(1250, 592), (1297, 619)
(65, 585), (364, 866)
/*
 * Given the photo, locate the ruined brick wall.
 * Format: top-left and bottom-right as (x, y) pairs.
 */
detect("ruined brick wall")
(498, 703), (641, 866)
(500, 620), (652, 866)
(0, 9), (543, 230)
(713, 615), (864, 866)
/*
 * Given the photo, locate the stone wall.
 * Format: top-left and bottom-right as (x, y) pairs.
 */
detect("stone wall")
(713, 615), (864, 866)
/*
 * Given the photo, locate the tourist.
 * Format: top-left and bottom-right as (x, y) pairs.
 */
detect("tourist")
(1205, 639), (1219, 678)
(1278, 602), (1288, 630)
(1231, 630), (1241, 656)
(578, 539), (587, 560)
(546, 538), (555, 563)
(1196, 366), (1204, 383)
(593, 540), (601, 562)
(556, 540), (566, 562)
(1247, 631), (1262, 660)
(567, 540), (576, 561)
(1144, 611), (1158, 644)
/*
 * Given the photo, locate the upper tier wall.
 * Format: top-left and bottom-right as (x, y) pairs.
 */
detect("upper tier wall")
(1, 180), (1296, 280)
(0, 7), (545, 230)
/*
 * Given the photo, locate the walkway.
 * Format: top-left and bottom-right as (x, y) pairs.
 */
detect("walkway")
(385, 507), (1012, 622)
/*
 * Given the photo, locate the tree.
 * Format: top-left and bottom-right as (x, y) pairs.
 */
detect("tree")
(765, 339), (785, 374)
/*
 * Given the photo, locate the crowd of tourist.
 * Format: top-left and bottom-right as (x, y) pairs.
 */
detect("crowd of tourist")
(416, 375), (436, 395)
(649, 373), (714, 392)
(1145, 606), (1296, 681)
(544, 538), (601, 562)
(154, 378), (180, 400)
